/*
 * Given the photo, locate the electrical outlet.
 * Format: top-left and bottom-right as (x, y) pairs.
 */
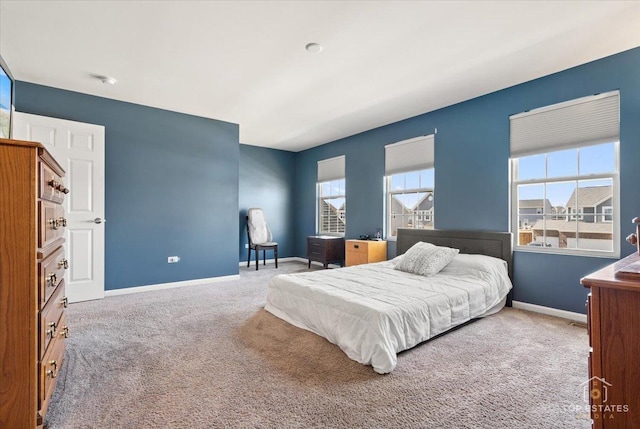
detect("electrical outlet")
(168, 256), (180, 263)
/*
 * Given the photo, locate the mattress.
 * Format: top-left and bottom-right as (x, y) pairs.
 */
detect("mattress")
(265, 253), (513, 374)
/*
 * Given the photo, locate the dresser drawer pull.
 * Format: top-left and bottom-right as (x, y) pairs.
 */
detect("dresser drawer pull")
(61, 296), (68, 308)
(49, 218), (60, 230)
(46, 321), (57, 339)
(46, 359), (58, 379)
(353, 244), (359, 249)
(58, 259), (69, 269)
(47, 273), (57, 287)
(58, 217), (67, 228)
(48, 179), (59, 190)
(55, 183), (69, 194)
(61, 326), (69, 338)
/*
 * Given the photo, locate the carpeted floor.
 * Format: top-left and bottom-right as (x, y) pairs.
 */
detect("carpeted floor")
(46, 261), (591, 428)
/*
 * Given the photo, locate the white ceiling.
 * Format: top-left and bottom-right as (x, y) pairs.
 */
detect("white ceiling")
(1, 1), (639, 152)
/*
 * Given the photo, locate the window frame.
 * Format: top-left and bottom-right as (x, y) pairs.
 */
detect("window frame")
(316, 178), (346, 236)
(510, 142), (620, 258)
(385, 168), (434, 240)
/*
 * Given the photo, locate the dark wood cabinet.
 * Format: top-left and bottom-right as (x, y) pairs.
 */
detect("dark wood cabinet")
(307, 236), (345, 268)
(581, 252), (640, 429)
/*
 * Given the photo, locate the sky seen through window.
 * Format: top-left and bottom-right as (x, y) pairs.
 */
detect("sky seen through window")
(517, 142), (615, 207)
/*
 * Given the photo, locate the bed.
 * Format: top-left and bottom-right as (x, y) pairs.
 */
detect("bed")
(265, 228), (513, 374)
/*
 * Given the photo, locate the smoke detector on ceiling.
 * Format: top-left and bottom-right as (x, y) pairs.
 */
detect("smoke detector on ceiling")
(94, 75), (116, 85)
(305, 43), (322, 54)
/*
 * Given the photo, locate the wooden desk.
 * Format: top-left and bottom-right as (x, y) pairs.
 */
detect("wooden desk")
(307, 236), (345, 268)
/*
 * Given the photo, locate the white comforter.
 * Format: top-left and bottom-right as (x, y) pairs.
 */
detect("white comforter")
(265, 254), (512, 374)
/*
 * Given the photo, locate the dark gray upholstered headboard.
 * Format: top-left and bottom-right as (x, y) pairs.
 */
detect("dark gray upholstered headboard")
(396, 228), (513, 282)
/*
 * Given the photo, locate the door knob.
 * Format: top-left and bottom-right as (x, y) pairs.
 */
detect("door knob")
(93, 218), (106, 224)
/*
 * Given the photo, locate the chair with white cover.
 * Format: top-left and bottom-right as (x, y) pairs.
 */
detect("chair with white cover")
(246, 208), (278, 270)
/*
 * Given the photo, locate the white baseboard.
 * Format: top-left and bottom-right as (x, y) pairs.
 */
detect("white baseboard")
(238, 257), (299, 267)
(105, 275), (240, 297)
(512, 301), (587, 324)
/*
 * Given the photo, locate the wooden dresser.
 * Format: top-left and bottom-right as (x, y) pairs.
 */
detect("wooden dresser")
(307, 236), (345, 268)
(345, 239), (387, 267)
(0, 138), (69, 428)
(581, 252), (640, 429)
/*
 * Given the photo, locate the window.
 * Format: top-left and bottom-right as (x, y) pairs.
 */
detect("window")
(569, 207), (584, 221)
(385, 135), (435, 238)
(317, 156), (346, 235)
(386, 168), (434, 237)
(510, 91), (619, 256)
(317, 178), (346, 234)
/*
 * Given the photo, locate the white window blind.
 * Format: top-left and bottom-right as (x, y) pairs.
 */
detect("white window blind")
(510, 91), (620, 157)
(385, 135), (435, 175)
(317, 155), (345, 182)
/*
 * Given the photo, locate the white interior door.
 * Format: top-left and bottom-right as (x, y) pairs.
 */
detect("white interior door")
(13, 112), (105, 303)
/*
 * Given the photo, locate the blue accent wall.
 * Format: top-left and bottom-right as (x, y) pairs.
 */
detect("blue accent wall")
(239, 144), (296, 262)
(15, 82), (240, 290)
(295, 47), (640, 314)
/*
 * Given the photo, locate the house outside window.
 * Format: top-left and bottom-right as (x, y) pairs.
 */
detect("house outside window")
(317, 155), (346, 236)
(384, 135), (435, 239)
(569, 207), (584, 221)
(386, 168), (434, 237)
(317, 179), (346, 234)
(510, 91), (620, 257)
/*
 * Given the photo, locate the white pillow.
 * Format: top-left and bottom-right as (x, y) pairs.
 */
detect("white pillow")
(389, 254), (404, 266)
(394, 242), (459, 276)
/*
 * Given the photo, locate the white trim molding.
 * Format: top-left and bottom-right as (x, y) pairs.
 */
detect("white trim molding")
(512, 300), (587, 324)
(105, 275), (240, 297)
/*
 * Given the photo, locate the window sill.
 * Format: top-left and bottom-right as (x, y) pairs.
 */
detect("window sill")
(317, 232), (345, 238)
(514, 246), (619, 259)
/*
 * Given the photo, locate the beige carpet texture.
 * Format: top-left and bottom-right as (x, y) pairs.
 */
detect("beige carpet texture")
(46, 262), (591, 428)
